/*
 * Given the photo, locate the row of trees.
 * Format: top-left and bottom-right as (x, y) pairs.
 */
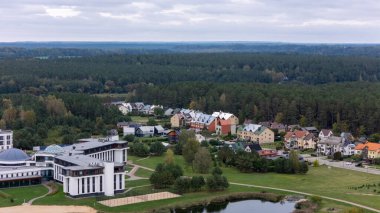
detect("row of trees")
(218, 147), (308, 174)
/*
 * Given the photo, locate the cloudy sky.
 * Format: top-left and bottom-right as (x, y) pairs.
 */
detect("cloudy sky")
(1, 0), (380, 43)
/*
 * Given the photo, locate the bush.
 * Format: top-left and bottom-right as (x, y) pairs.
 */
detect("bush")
(207, 174), (229, 191)
(310, 195), (322, 204)
(333, 152), (343, 161)
(191, 176), (206, 191)
(174, 177), (191, 193)
(313, 159), (319, 167)
(150, 141), (166, 156)
(132, 142), (150, 157)
(299, 162), (309, 174)
(123, 134), (135, 142)
(149, 163), (183, 189)
(211, 167), (223, 176)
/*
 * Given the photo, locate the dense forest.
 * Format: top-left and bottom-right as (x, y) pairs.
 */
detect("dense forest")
(2, 42), (380, 57)
(0, 93), (128, 149)
(1, 53), (380, 95)
(130, 82), (380, 135)
(0, 50), (379, 144)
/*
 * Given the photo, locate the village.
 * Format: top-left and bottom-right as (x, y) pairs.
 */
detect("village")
(111, 101), (380, 168)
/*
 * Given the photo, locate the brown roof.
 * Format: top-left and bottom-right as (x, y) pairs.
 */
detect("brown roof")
(320, 129), (332, 137)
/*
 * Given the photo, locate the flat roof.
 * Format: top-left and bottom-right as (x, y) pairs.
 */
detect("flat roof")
(63, 139), (127, 151)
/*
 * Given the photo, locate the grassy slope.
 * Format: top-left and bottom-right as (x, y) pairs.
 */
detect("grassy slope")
(0, 185), (48, 207)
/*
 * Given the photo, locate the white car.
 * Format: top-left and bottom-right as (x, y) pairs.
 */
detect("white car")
(345, 162), (353, 165)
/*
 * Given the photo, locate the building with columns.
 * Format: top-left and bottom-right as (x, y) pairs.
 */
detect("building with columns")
(0, 136), (128, 198)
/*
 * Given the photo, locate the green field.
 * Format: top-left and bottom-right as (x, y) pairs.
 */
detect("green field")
(129, 154), (380, 211)
(0, 185), (48, 207)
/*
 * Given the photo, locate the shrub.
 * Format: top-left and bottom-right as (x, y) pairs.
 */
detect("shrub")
(333, 152), (343, 161)
(150, 141), (166, 156)
(132, 142), (150, 157)
(174, 177), (191, 193)
(313, 159), (319, 167)
(191, 176), (206, 191)
(310, 195), (322, 204)
(211, 167), (223, 176)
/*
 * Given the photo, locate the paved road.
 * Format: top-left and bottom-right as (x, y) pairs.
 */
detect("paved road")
(304, 156), (380, 175)
(231, 182), (380, 213)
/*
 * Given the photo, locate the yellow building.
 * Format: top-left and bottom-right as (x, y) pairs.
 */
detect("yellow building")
(237, 124), (274, 143)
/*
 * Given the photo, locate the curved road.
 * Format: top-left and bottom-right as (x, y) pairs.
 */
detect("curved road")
(231, 182), (380, 213)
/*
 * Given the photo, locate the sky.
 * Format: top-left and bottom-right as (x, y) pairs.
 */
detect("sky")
(1, 0), (380, 43)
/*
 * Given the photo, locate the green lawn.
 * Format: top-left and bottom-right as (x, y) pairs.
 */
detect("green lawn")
(134, 168), (153, 178)
(260, 143), (277, 149)
(130, 116), (169, 126)
(0, 185), (48, 207)
(130, 154), (380, 211)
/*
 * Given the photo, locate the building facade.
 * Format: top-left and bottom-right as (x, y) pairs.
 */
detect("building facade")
(0, 130), (13, 151)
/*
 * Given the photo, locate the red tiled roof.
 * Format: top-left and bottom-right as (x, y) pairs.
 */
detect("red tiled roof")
(355, 142), (380, 151)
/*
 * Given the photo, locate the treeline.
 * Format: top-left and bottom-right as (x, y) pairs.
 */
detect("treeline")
(1, 53), (380, 94)
(0, 93), (129, 149)
(131, 82), (380, 135)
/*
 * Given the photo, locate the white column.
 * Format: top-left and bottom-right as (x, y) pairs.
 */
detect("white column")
(103, 162), (115, 196)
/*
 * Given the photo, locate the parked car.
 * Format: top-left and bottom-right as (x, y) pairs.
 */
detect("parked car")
(355, 162), (363, 167)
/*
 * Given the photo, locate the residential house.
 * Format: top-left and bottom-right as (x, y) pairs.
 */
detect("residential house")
(154, 125), (165, 135)
(170, 113), (186, 128)
(123, 126), (135, 136)
(136, 126), (155, 137)
(302, 127), (319, 136)
(355, 142), (380, 160)
(299, 133), (317, 150)
(212, 111), (239, 125)
(165, 130), (179, 143)
(190, 113), (216, 131)
(110, 101), (132, 115)
(216, 119), (232, 135)
(341, 132), (356, 156)
(259, 121), (286, 133)
(319, 129), (333, 139)
(164, 108), (174, 116)
(284, 130), (309, 149)
(317, 136), (343, 155)
(244, 143), (262, 153)
(237, 124), (275, 144)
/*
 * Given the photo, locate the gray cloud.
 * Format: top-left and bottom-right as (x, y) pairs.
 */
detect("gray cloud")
(1, 0), (379, 42)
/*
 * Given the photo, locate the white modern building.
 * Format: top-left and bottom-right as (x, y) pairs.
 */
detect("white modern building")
(0, 136), (128, 198)
(0, 129), (13, 150)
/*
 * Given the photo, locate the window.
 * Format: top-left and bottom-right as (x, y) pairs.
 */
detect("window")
(67, 179), (70, 192)
(82, 178), (85, 193)
(78, 179), (80, 194)
(119, 174), (122, 189)
(92, 177), (95, 192)
(100, 176), (102, 191)
(114, 175), (116, 189)
(87, 177), (90, 193)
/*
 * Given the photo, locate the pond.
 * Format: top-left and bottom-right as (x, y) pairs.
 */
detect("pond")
(174, 199), (296, 213)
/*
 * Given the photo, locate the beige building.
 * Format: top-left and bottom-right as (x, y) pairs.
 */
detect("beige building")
(237, 124), (274, 143)
(170, 114), (185, 128)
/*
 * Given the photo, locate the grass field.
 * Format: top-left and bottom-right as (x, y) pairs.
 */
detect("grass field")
(130, 116), (170, 126)
(0, 185), (48, 207)
(129, 154), (380, 211)
(134, 168), (153, 178)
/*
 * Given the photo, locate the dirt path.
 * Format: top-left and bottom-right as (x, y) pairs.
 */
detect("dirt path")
(231, 182), (380, 213)
(25, 182), (53, 205)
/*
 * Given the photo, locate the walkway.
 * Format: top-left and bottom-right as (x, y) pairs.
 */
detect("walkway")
(24, 182), (53, 205)
(231, 182), (380, 213)
(305, 156), (380, 175)
(125, 162), (154, 181)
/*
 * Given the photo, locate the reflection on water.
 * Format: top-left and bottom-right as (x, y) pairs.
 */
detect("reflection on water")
(173, 199), (295, 213)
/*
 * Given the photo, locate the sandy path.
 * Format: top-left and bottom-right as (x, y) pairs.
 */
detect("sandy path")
(0, 205), (97, 213)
